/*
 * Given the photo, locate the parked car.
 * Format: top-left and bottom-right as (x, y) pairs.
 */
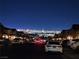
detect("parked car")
(70, 41), (79, 50)
(67, 39), (79, 48)
(67, 40), (75, 47)
(45, 41), (63, 53)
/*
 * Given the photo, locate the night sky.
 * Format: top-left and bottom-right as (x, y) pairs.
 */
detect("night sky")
(0, 0), (79, 30)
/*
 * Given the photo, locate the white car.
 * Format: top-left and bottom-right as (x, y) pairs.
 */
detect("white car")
(67, 39), (79, 48)
(67, 40), (78, 47)
(70, 41), (79, 50)
(45, 41), (63, 53)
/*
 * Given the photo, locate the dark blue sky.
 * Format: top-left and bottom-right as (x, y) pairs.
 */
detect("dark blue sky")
(0, 0), (79, 30)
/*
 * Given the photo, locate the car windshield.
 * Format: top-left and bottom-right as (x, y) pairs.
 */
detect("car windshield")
(48, 42), (60, 45)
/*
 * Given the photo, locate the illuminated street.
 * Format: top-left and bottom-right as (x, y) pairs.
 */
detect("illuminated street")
(0, 23), (79, 59)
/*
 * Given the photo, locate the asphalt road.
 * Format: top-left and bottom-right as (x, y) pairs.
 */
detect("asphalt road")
(0, 44), (79, 59)
(63, 47), (79, 59)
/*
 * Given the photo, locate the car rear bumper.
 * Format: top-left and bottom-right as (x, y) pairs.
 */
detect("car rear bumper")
(45, 47), (63, 53)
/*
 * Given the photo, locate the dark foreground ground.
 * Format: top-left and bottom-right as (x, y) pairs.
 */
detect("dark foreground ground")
(0, 44), (79, 59)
